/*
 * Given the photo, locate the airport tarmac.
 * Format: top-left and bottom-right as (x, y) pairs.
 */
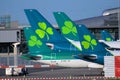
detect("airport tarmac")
(0, 56), (118, 80)
(29, 68), (102, 77)
(0, 67), (103, 76)
(0, 67), (106, 80)
(1, 67), (117, 80)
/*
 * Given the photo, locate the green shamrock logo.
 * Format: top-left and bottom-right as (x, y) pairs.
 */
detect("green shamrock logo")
(81, 35), (97, 50)
(28, 35), (42, 48)
(106, 38), (111, 41)
(62, 21), (77, 36)
(35, 22), (53, 40)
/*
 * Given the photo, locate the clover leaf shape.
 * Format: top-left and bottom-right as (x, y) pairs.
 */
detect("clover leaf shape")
(35, 22), (53, 40)
(28, 35), (42, 48)
(62, 21), (77, 36)
(81, 35), (97, 50)
(106, 37), (111, 41)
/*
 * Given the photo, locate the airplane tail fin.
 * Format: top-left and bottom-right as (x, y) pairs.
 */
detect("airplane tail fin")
(76, 25), (110, 53)
(100, 30), (114, 41)
(53, 12), (79, 41)
(22, 27), (77, 60)
(23, 27), (52, 54)
(76, 25), (113, 65)
(21, 27), (52, 60)
(53, 12), (82, 51)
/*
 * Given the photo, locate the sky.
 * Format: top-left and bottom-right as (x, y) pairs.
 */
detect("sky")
(0, 0), (119, 25)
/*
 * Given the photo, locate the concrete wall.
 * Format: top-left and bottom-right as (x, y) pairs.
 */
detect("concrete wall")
(0, 30), (21, 42)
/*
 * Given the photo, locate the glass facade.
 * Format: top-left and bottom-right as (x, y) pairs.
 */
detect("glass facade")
(0, 15), (11, 28)
(0, 43), (13, 53)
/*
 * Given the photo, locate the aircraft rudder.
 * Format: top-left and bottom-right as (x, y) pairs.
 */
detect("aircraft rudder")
(100, 30), (114, 41)
(76, 25), (106, 52)
(23, 27), (52, 54)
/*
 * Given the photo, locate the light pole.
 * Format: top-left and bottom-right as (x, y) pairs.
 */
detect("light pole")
(12, 42), (20, 67)
(7, 46), (9, 66)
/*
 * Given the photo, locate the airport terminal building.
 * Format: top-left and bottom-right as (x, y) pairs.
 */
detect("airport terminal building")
(0, 7), (119, 53)
(75, 7), (119, 40)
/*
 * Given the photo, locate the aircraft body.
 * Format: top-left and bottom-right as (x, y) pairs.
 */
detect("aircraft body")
(22, 9), (113, 69)
(22, 27), (103, 68)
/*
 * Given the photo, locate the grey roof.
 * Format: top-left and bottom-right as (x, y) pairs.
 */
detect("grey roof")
(75, 16), (104, 28)
(75, 7), (120, 29)
(75, 14), (118, 28)
(103, 7), (120, 16)
(0, 28), (22, 31)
